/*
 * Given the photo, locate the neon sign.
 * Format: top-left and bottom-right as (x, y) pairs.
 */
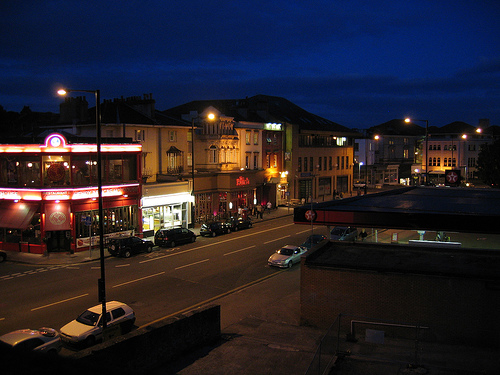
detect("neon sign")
(264, 123), (282, 131)
(0, 184), (139, 201)
(236, 176), (250, 186)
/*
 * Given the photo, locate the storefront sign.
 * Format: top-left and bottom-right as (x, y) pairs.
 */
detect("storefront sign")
(44, 202), (71, 231)
(264, 123), (282, 131)
(236, 176), (250, 186)
(0, 184), (139, 201)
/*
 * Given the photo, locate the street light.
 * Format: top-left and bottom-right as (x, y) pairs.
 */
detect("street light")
(405, 118), (429, 185)
(190, 112), (215, 226)
(58, 88), (107, 329)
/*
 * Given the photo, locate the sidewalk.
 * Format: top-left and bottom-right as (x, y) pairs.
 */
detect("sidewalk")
(5, 206), (294, 266)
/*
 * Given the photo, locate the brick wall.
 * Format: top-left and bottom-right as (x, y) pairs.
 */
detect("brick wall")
(300, 259), (500, 347)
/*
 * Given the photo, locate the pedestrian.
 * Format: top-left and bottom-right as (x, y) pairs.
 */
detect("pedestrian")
(360, 229), (367, 241)
(267, 201), (272, 211)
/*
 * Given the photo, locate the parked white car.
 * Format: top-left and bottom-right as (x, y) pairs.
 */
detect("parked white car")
(60, 301), (135, 347)
(268, 245), (307, 268)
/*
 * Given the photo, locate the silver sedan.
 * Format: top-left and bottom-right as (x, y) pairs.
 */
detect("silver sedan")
(268, 245), (307, 268)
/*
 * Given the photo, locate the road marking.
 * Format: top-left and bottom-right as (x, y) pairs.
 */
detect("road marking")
(297, 228), (314, 234)
(138, 270), (285, 330)
(139, 223), (295, 264)
(224, 245), (256, 256)
(31, 293), (89, 311)
(112, 272), (165, 288)
(115, 264), (130, 268)
(175, 259), (209, 270)
(264, 235), (290, 244)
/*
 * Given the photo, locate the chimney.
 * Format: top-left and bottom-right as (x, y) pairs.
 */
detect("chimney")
(59, 96), (89, 124)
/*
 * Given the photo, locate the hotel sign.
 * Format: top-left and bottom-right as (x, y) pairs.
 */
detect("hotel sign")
(264, 123), (282, 131)
(236, 176), (250, 186)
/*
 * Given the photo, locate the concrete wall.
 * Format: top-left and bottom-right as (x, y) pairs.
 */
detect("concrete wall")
(300, 258), (500, 347)
(70, 304), (221, 373)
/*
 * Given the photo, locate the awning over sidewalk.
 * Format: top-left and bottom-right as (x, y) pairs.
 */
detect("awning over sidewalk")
(0, 202), (39, 229)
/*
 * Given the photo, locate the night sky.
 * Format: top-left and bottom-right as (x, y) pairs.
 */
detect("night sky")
(1, 0), (499, 128)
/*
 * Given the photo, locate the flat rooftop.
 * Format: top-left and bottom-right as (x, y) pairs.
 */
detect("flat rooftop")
(294, 187), (500, 234)
(306, 241), (500, 280)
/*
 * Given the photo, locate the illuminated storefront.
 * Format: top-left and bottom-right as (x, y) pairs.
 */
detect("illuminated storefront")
(141, 181), (192, 237)
(0, 133), (142, 254)
(194, 172), (258, 222)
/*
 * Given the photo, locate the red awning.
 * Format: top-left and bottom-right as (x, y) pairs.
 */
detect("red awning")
(0, 202), (39, 229)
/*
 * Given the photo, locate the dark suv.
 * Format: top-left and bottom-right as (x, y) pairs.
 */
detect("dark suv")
(200, 221), (230, 237)
(154, 228), (196, 247)
(107, 236), (154, 258)
(226, 217), (252, 231)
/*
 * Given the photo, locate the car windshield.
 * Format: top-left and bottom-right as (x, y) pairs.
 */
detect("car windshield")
(76, 310), (101, 326)
(278, 247), (294, 256)
(331, 228), (346, 235)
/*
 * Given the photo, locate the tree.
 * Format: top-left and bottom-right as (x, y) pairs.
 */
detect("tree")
(477, 138), (500, 188)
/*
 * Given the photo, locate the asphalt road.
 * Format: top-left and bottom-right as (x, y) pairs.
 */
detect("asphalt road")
(0, 216), (325, 352)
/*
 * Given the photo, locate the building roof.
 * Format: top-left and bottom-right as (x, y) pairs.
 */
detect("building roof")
(306, 241), (500, 280)
(294, 186), (500, 234)
(367, 119), (425, 137)
(164, 95), (357, 135)
(433, 121), (476, 134)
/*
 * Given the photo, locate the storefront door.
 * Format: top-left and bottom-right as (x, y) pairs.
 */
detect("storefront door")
(46, 230), (71, 252)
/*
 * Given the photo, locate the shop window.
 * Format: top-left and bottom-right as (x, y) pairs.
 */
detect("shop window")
(72, 155), (96, 185)
(42, 155), (71, 186)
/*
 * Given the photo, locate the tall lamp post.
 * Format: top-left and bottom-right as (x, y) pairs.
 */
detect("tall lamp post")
(405, 118), (429, 185)
(190, 112), (215, 227)
(58, 88), (107, 329)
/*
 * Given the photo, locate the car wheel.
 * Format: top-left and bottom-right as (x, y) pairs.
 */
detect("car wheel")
(212, 232), (217, 237)
(124, 250), (131, 258)
(191, 236), (196, 242)
(249, 223), (252, 228)
(146, 245), (153, 253)
(121, 320), (134, 333)
(170, 241), (176, 247)
(288, 261), (293, 268)
(227, 228), (231, 234)
(234, 226), (238, 231)
(0, 253), (6, 263)
(85, 335), (96, 347)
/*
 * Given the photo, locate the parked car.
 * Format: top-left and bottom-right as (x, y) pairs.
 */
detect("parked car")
(60, 301), (135, 347)
(0, 327), (61, 355)
(268, 245), (307, 268)
(155, 228), (196, 247)
(107, 236), (154, 257)
(0, 250), (6, 262)
(354, 180), (366, 188)
(200, 221), (231, 237)
(226, 217), (252, 231)
(330, 226), (358, 241)
(300, 234), (327, 250)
